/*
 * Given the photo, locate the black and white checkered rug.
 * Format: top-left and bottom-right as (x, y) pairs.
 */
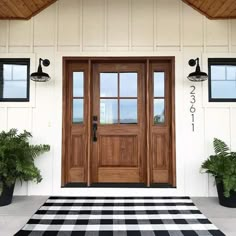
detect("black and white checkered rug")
(15, 196), (225, 236)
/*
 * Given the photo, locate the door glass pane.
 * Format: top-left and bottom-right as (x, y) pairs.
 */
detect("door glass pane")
(120, 73), (137, 97)
(154, 99), (165, 124)
(120, 99), (137, 124)
(100, 73), (118, 97)
(73, 72), (84, 97)
(100, 99), (118, 124)
(73, 99), (83, 123)
(154, 72), (165, 97)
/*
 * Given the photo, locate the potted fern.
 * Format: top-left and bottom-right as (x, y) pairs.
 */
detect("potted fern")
(201, 138), (236, 208)
(0, 129), (50, 206)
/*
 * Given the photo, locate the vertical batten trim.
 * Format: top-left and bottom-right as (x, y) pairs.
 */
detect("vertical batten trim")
(80, 0), (83, 51)
(4, 107), (8, 130)
(153, 0), (157, 51)
(229, 107), (232, 149)
(179, 1), (183, 52)
(6, 20), (9, 53)
(128, 0), (132, 51)
(203, 16), (207, 52)
(228, 20), (232, 52)
(55, 1), (59, 53)
(203, 107), (209, 196)
(104, 0), (108, 51)
(30, 18), (34, 53)
(156, 0), (159, 51)
(28, 107), (33, 132)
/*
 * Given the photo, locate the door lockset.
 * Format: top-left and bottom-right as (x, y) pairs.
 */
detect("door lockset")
(93, 116), (98, 142)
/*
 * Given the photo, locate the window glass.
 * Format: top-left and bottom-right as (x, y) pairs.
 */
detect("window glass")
(209, 59), (236, 101)
(120, 99), (137, 124)
(73, 99), (83, 123)
(100, 73), (118, 97)
(211, 81), (236, 99)
(227, 66), (236, 80)
(73, 72), (84, 97)
(1, 62), (29, 101)
(154, 72), (165, 97)
(100, 99), (118, 124)
(154, 99), (165, 124)
(211, 66), (226, 81)
(120, 73), (137, 97)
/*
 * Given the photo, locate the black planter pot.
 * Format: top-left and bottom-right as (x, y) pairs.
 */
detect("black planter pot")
(0, 182), (15, 207)
(216, 181), (236, 208)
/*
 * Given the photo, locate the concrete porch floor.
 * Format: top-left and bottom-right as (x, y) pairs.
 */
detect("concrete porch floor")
(0, 196), (235, 236)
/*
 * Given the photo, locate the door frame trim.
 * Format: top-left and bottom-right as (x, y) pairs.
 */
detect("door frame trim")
(62, 57), (176, 187)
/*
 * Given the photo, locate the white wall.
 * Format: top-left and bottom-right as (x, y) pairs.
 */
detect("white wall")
(0, 0), (236, 196)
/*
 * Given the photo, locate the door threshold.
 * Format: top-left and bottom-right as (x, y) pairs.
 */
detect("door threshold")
(63, 183), (175, 188)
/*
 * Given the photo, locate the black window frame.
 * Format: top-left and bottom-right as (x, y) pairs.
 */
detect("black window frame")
(208, 58), (236, 102)
(0, 58), (30, 102)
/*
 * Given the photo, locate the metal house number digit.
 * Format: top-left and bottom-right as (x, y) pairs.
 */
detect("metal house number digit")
(190, 85), (196, 132)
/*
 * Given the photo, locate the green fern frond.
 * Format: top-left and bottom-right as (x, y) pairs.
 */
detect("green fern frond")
(201, 138), (236, 198)
(213, 138), (230, 156)
(0, 129), (50, 187)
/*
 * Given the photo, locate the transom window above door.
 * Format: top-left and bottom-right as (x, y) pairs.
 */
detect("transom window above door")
(99, 72), (138, 124)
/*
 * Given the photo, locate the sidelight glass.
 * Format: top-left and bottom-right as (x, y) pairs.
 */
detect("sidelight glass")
(154, 99), (165, 124)
(73, 99), (83, 123)
(73, 72), (84, 97)
(120, 99), (137, 124)
(100, 73), (118, 97)
(154, 72), (165, 97)
(120, 73), (137, 97)
(100, 99), (118, 124)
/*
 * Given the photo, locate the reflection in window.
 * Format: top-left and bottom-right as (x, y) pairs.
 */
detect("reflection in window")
(100, 73), (118, 97)
(120, 73), (137, 97)
(209, 59), (236, 101)
(154, 99), (165, 124)
(120, 99), (137, 124)
(73, 99), (83, 123)
(0, 59), (30, 101)
(100, 99), (118, 124)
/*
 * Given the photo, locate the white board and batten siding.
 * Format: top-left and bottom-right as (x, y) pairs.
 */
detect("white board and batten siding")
(0, 0), (236, 197)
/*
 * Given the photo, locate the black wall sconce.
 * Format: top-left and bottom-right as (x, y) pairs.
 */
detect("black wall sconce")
(30, 58), (51, 82)
(187, 58), (208, 82)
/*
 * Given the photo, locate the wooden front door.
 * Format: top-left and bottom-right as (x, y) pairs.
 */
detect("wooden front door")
(91, 63), (146, 184)
(62, 57), (176, 187)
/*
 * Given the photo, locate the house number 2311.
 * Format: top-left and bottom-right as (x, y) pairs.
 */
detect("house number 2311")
(190, 85), (196, 132)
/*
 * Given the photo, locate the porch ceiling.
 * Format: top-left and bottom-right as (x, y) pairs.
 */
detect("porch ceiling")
(0, 0), (57, 20)
(0, 0), (235, 20)
(182, 0), (236, 19)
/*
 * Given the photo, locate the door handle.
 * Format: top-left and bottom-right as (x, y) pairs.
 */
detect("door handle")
(93, 123), (97, 142)
(93, 116), (98, 142)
